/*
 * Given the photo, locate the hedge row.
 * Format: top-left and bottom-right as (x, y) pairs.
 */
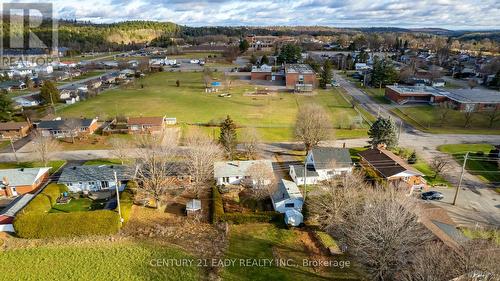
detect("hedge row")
(14, 211), (120, 238)
(210, 186), (283, 224)
(119, 188), (134, 225)
(13, 183), (123, 238)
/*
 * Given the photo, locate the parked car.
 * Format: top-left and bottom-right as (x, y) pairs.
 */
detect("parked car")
(331, 80), (340, 87)
(421, 191), (444, 200)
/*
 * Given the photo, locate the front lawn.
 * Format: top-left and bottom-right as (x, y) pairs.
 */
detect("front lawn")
(0, 141), (10, 150)
(0, 241), (200, 281)
(0, 160), (66, 174)
(58, 72), (370, 142)
(392, 106), (500, 134)
(412, 160), (450, 186)
(221, 223), (360, 281)
(438, 144), (499, 184)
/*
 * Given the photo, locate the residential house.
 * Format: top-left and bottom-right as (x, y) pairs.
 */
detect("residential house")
(0, 167), (51, 197)
(358, 146), (427, 191)
(14, 95), (42, 107)
(58, 165), (136, 192)
(0, 122), (31, 140)
(289, 147), (353, 185)
(285, 64), (316, 92)
(419, 204), (468, 251)
(127, 116), (166, 134)
(164, 117), (177, 125)
(214, 160), (274, 187)
(36, 118), (99, 138)
(86, 79), (102, 90)
(271, 179), (304, 226)
(0, 80), (26, 91)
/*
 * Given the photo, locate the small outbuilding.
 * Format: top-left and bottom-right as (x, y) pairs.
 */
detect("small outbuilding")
(186, 199), (201, 216)
(284, 209), (303, 227)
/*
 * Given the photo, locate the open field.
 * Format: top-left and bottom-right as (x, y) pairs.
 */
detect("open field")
(221, 223), (360, 281)
(0, 241), (200, 281)
(59, 72), (369, 141)
(392, 106), (500, 134)
(438, 144), (500, 184)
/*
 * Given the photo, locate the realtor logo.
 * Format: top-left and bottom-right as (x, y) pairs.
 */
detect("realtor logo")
(1, 3), (58, 54)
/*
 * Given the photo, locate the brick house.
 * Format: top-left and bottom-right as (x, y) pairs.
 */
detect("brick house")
(36, 118), (99, 138)
(358, 147), (427, 191)
(285, 64), (316, 92)
(0, 167), (51, 197)
(127, 116), (166, 134)
(0, 122), (31, 140)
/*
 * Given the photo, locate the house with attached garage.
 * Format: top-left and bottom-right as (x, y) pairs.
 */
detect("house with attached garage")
(36, 118), (99, 138)
(57, 165), (136, 192)
(0, 167), (51, 197)
(214, 160), (274, 187)
(271, 179), (304, 226)
(289, 147), (353, 185)
(127, 116), (166, 134)
(358, 146), (427, 191)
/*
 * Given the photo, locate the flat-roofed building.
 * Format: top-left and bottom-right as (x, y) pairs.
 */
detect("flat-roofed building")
(285, 64), (316, 92)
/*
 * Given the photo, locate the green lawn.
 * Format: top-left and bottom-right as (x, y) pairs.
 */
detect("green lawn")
(412, 159), (450, 186)
(0, 160), (66, 174)
(392, 106), (500, 134)
(438, 144), (499, 184)
(58, 72), (369, 142)
(362, 88), (391, 104)
(0, 241), (200, 281)
(49, 198), (108, 213)
(221, 223), (360, 281)
(0, 141), (10, 150)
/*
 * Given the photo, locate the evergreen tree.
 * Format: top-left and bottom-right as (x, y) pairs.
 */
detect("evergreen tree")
(261, 54), (269, 65)
(0, 94), (15, 122)
(319, 60), (333, 89)
(239, 39), (249, 53)
(368, 117), (398, 149)
(40, 80), (59, 105)
(408, 151), (417, 164)
(277, 44), (302, 64)
(219, 115), (238, 159)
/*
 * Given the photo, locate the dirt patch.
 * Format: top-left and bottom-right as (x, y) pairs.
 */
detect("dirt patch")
(296, 229), (333, 274)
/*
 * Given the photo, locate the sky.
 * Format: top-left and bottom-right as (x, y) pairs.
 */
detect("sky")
(4, 0), (500, 30)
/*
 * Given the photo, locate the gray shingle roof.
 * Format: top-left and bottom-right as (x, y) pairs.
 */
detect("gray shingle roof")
(0, 167), (51, 187)
(291, 165), (319, 177)
(37, 118), (95, 130)
(58, 165), (135, 183)
(272, 179), (303, 202)
(311, 147), (352, 169)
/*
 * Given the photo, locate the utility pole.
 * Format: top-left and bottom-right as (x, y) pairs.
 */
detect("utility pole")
(114, 171), (123, 226)
(453, 152), (469, 205)
(303, 154), (307, 201)
(397, 120), (403, 143)
(9, 137), (18, 163)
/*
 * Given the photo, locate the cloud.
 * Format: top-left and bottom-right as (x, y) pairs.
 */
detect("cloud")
(12, 0), (500, 29)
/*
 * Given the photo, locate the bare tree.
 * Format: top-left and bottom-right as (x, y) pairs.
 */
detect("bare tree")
(437, 101), (454, 127)
(294, 103), (332, 152)
(428, 65), (442, 82)
(134, 130), (180, 211)
(108, 137), (131, 165)
(430, 156), (451, 179)
(240, 127), (261, 159)
(463, 107), (475, 128)
(202, 67), (212, 89)
(486, 107), (499, 128)
(32, 133), (61, 166)
(63, 119), (81, 143)
(244, 162), (276, 199)
(184, 127), (223, 184)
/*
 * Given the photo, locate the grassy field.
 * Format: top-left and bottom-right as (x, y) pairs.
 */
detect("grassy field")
(58, 72), (369, 141)
(392, 106), (500, 134)
(438, 144), (499, 184)
(0, 160), (66, 174)
(221, 223), (360, 281)
(363, 88), (391, 104)
(49, 198), (108, 213)
(0, 241), (200, 281)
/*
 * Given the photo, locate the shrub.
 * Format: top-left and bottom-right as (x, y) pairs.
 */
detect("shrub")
(211, 186), (224, 223)
(41, 183), (67, 206)
(119, 188), (134, 225)
(21, 195), (51, 213)
(14, 211), (120, 238)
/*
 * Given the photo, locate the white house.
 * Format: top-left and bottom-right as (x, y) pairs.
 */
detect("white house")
(14, 95), (42, 107)
(271, 179), (304, 226)
(289, 147), (353, 185)
(214, 160), (273, 187)
(57, 165), (136, 192)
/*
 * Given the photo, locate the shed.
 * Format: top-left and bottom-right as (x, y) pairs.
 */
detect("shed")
(284, 209), (303, 226)
(186, 199), (201, 215)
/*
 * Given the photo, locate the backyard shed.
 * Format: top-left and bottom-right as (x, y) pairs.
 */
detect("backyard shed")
(284, 209), (303, 226)
(186, 199), (201, 215)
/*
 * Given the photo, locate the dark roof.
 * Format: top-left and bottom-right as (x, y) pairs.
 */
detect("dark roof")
(358, 148), (421, 178)
(0, 121), (29, 131)
(311, 147), (352, 169)
(58, 165), (135, 183)
(16, 95), (42, 102)
(291, 165), (319, 177)
(37, 118), (95, 130)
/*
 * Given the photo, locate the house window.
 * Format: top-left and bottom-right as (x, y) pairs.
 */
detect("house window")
(285, 203), (294, 208)
(68, 183), (73, 186)
(101, 181), (109, 188)
(403, 176), (409, 182)
(223, 177), (229, 183)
